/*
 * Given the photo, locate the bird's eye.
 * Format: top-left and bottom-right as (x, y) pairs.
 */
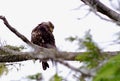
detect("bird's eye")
(40, 27), (46, 31)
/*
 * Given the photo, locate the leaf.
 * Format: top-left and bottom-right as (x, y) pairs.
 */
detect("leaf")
(27, 73), (43, 80)
(0, 63), (8, 77)
(75, 30), (103, 68)
(93, 54), (120, 81)
(50, 74), (62, 81)
(65, 36), (78, 42)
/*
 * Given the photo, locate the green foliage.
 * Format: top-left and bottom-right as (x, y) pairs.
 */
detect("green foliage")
(0, 63), (8, 77)
(0, 45), (25, 55)
(4, 45), (25, 51)
(93, 54), (120, 81)
(27, 73), (43, 81)
(0, 49), (8, 55)
(74, 30), (103, 68)
(0, 45), (25, 77)
(65, 36), (78, 42)
(50, 73), (62, 81)
(65, 30), (120, 81)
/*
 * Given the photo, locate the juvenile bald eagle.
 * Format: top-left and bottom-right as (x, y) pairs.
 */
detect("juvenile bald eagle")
(31, 21), (56, 70)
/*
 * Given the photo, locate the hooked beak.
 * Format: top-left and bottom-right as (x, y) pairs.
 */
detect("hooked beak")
(49, 27), (53, 32)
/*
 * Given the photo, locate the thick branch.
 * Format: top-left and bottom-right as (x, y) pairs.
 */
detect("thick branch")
(0, 15), (119, 76)
(81, 0), (120, 22)
(0, 15), (119, 62)
(0, 54), (32, 62)
(0, 46), (118, 62)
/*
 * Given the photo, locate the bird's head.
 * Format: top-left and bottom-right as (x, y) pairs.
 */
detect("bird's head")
(41, 21), (54, 33)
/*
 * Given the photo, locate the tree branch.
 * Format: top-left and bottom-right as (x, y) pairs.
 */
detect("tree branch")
(0, 15), (54, 55)
(0, 15), (119, 77)
(55, 59), (92, 77)
(81, 0), (120, 23)
(0, 45), (118, 62)
(0, 16), (32, 46)
(0, 15), (119, 62)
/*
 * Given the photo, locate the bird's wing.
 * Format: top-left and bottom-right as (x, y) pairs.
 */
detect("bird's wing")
(31, 30), (45, 46)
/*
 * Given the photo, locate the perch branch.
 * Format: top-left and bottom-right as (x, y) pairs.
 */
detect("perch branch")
(0, 45), (119, 62)
(0, 15), (119, 76)
(0, 15), (119, 62)
(0, 16), (52, 54)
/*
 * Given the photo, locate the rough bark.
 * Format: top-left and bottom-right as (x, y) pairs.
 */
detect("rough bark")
(0, 46), (118, 62)
(81, 0), (120, 23)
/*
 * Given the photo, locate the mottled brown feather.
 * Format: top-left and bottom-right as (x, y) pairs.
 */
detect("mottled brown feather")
(31, 21), (56, 70)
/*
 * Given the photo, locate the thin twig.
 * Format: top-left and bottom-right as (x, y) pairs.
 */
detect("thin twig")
(55, 59), (92, 77)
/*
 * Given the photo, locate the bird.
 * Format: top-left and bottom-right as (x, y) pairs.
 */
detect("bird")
(31, 21), (56, 70)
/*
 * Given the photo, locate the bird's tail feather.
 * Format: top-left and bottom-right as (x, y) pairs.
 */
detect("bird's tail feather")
(42, 61), (49, 70)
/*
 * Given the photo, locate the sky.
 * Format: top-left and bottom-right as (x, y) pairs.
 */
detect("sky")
(0, 0), (120, 51)
(0, 0), (120, 81)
